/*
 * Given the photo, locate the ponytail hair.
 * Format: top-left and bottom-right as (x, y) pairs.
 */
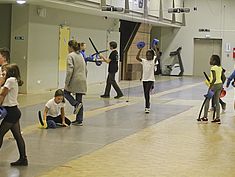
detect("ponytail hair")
(68, 40), (80, 51)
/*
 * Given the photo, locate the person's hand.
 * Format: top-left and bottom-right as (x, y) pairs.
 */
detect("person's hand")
(99, 53), (104, 58)
(62, 122), (69, 127)
(43, 120), (47, 129)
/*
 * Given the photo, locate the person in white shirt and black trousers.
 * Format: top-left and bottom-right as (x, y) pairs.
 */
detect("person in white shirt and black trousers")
(0, 64), (28, 166)
(136, 48), (156, 114)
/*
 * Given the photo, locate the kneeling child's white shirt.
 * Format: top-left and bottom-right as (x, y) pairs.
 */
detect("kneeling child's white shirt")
(46, 98), (65, 117)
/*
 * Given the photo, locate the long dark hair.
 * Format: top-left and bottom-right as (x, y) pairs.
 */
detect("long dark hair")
(5, 64), (23, 86)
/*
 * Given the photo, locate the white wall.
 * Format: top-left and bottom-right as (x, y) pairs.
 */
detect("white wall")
(149, 0), (160, 17)
(28, 22), (59, 91)
(162, 0), (173, 20)
(107, 0), (125, 8)
(160, 0), (235, 76)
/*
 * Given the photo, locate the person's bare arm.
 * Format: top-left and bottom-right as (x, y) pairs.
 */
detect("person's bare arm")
(136, 48), (143, 62)
(99, 54), (111, 63)
(209, 70), (216, 89)
(61, 107), (68, 127)
(0, 87), (8, 105)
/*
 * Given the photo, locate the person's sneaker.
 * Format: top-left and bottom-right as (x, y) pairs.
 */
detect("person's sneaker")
(73, 103), (83, 114)
(199, 117), (208, 123)
(222, 103), (226, 110)
(145, 108), (150, 114)
(209, 107), (215, 112)
(72, 120), (83, 126)
(222, 103), (226, 113)
(10, 158), (28, 166)
(114, 94), (124, 99)
(100, 95), (110, 98)
(211, 119), (221, 124)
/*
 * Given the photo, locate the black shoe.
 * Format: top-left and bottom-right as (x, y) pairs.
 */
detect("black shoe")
(211, 119), (221, 124)
(222, 103), (226, 111)
(100, 95), (110, 98)
(10, 158), (28, 166)
(72, 120), (83, 126)
(114, 95), (124, 99)
(197, 117), (208, 123)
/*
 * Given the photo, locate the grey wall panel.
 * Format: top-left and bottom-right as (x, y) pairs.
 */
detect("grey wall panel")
(28, 23), (59, 92)
(11, 5), (29, 93)
(0, 4), (11, 49)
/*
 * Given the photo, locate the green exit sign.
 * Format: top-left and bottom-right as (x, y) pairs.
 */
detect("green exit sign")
(15, 36), (24, 40)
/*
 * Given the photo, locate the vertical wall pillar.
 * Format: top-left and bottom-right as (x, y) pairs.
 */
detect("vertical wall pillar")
(143, 0), (149, 18)
(182, 0), (186, 26)
(0, 4), (11, 49)
(125, 0), (130, 13)
(159, 0), (163, 21)
(172, 0), (176, 23)
(11, 5), (29, 93)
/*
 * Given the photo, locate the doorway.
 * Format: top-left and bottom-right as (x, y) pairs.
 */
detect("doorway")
(193, 38), (222, 77)
(58, 26), (70, 88)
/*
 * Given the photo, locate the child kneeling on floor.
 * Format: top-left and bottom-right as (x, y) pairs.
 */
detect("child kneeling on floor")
(40, 89), (71, 128)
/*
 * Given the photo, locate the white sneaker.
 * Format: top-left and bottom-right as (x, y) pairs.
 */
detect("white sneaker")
(221, 109), (226, 114)
(145, 108), (150, 114)
(73, 103), (83, 114)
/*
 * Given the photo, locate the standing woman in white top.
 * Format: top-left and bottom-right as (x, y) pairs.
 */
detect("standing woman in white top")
(136, 48), (156, 113)
(0, 64), (28, 166)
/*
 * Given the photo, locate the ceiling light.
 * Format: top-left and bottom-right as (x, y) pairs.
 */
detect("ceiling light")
(16, 0), (26, 4)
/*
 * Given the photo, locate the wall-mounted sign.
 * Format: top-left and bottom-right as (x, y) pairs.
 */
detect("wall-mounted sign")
(15, 36), (24, 40)
(129, 0), (144, 13)
(225, 43), (231, 53)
